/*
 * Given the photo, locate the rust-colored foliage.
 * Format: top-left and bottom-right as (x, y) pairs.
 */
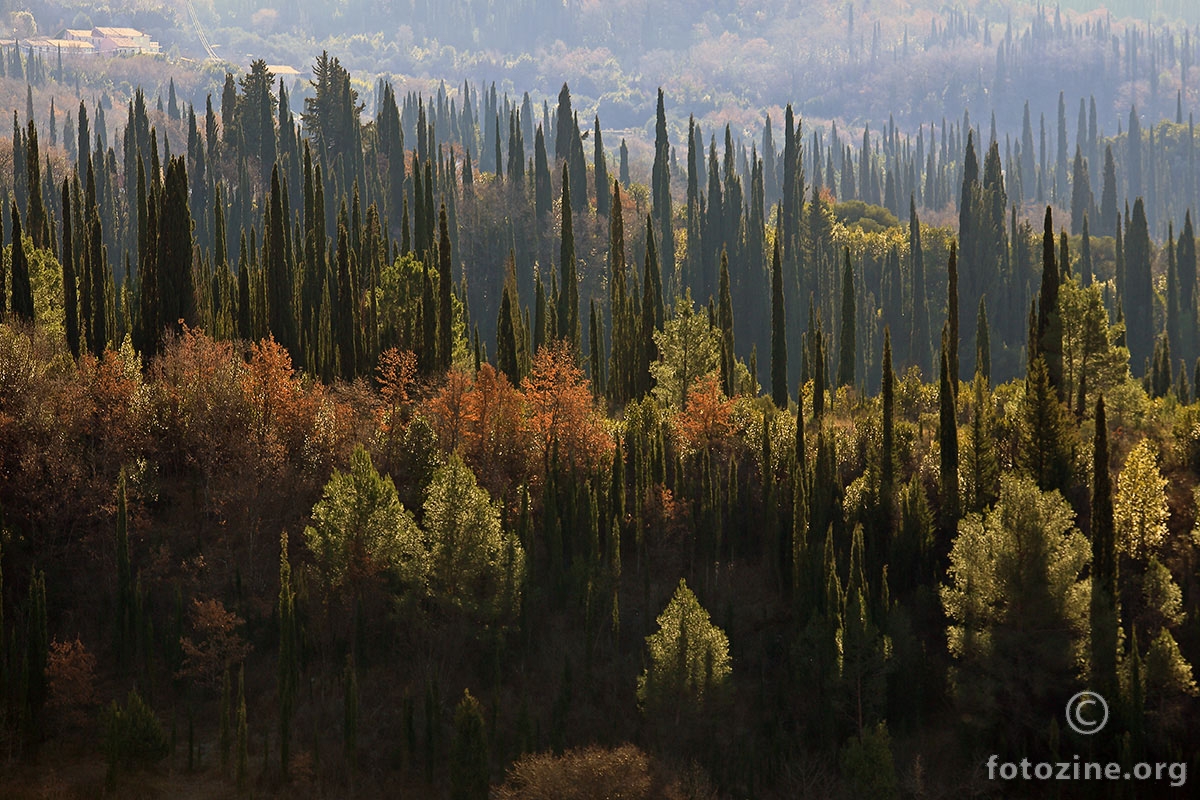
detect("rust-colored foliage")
(523, 341), (613, 473)
(177, 598), (252, 690)
(461, 363), (529, 497)
(426, 367), (473, 453)
(376, 347), (418, 431)
(243, 334), (319, 469)
(47, 637), (97, 730)
(674, 374), (734, 454)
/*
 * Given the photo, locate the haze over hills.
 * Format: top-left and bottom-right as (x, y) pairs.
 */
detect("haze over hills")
(0, 2), (1199, 798)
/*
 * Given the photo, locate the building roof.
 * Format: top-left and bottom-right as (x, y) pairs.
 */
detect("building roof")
(64, 29), (92, 38)
(31, 38), (95, 50)
(93, 27), (145, 38)
(267, 65), (301, 77)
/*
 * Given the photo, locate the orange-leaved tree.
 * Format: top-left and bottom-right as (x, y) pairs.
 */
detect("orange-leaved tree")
(522, 341), (612, 474)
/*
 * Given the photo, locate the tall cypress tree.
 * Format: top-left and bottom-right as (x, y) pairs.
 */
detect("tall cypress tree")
(1124, 198), (1153, 376)
(278, 531), (298, 774)
(158, 156), (195, 338)
(976, 296), (990, 384)
(1090, 395), (1118, 698)
(836, 248), (855, 388)
(938, 339), (959, 528)
(718, 248), (735, 395)
(1037, 206), (1064, 397)
(771, 237), (788, 407)
(651, 89), (673, 296)
(62, 178), (79, 357)
(9, 202), (33, 322)
(594, 115), (610, 218)
(557, 165), (579, 351)
(880, 327), (895, 515)
(1180, 211), (1198, 367)
(909, 196), (931, 377)
(438, 203), (454, 370)
(946, 242), (959, 386)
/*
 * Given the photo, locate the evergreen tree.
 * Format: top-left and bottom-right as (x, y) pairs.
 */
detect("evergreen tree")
(1090, 396), (1118, 699)
(1099, 144), (1118, 237)
(278, 531), (298, 775)
(1124, 198), (1153, 376)
(717, 248), (735, 396)
(9, 202), (33, 322)
(909, 197), (931, 376)
(1180, 211), (1197, 367)
(157, 156), (195, 338)
(265, 163), (297, 357)
(1022, 356), (1073, 495)
(976, 297), (990, 384)
(450, 690), (489, 800)
(438, 203), (454, 370)
(651, 90), (674, 296)
(1037, 206), (1064, 398)
(939, 341), (959, 527)
(881, 328), (895, 518)
(837, 248), (856, 388)
(965, 370), (998, 513)
(594, 116), (610, 218)
(946, 242), (959, 385)
(1070, 145), (1092, 236)
(62, 178), (79, 357)
(344, 655), (358, 773)
(236, 666), (248, 789)
(771, 238), (788, 407)
(557, 165), (579, 351)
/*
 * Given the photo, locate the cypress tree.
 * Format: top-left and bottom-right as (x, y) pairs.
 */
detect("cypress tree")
(335, 224), (356, 379)
(557, 165), (579, 351)
(909, 197), (931, 376)
(652, 90), (674, 295)
(10, 202), (33, 322)
(158, 156), (195, 338)
(438, 203), (454, 370)
(718, 248), (735, 395)
(1090, 396), (1118, 698)
(265, 164), (297, 354)
(116, 474), (132, 666)
(639, 215), (660, 398)
(1180, 211), (1197, 366)
(421, 260), (437, 374)
(497, 254), (521, 385)
(1099, 144), (1117, 236)
(946, 242), (959, 386)
(1080, 213), (1094, 287)
(1168, 226), (1180, 366)
(534, 124), (552, 224)
(976, 296), (990, 384)
(836, 247), (855, 388)
(1037, 206), (1064, 398)
(278, 531), (297, 774)
(588, 299), (604, 396)
(62, 178), (79, 357)
(881, 327), (895, 514)
(938, 340), (959, 527)
(237, 231), (251, 340)
(344, 655), (358, 773)
(236, 666), (248, 789)
(966, 369), (998, 513)
(771, 237), (788, 407)
(450, 690), (489, 800)
(594, 116), (610, 218)
(1124, 198), (1153, 376)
